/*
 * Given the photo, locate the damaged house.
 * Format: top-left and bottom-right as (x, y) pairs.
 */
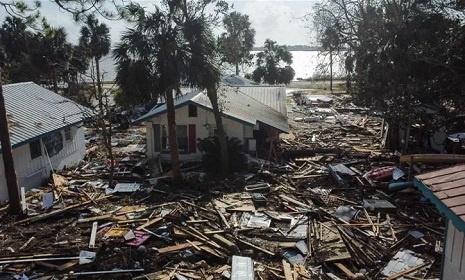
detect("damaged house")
(133, 84), (289, 162)
(0, 82), (91, 204)
(415, 165), (465, 279)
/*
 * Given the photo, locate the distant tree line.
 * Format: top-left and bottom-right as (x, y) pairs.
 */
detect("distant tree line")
(253, 45), (323, 52)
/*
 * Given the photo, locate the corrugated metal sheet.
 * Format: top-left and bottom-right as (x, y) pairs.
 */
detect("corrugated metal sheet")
(1, 82), (92, 149)
(236, 86), (287, 116)
(231, 255), (254, 280)
(221, 75), (287, 115)
(415, 164), (465, 232)
(135, 86), (290, 133)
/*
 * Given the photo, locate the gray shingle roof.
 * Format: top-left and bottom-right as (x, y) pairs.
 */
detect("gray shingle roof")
(1, 82), (92, 149)
(134, 86), (289, 133)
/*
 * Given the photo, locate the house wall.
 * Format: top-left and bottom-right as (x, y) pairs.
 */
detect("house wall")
(443, 219), (465, 279)
(0, 125), (86, 204)
(145, 105), (254, 161)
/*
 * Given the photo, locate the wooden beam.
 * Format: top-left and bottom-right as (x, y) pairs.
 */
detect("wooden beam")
(157, 241), (203, 254)
(282, 260), (293, 280)
(235, 238), (275, 256)
(335, 263), (356, 279)
(400, 154), (465, 164)
(279, 194), (313, 209)
(136, 217), (163, 230)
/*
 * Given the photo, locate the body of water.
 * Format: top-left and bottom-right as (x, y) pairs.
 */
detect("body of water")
(97, 51), (344, 82)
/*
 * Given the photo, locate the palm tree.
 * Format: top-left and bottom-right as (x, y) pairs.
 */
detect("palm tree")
(114, 6), (184, 181)
(79, 15), (113, 184)
(114, 1), (230, 180)
(35, 27), (72, 92)
(182, 15), (229, 175)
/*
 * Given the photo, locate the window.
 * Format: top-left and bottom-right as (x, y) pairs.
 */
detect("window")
(161, 125), (189, 153)
(64, 127), (72, 141)
(43, 132), (63, 157)
(188, 104), (197, 117)
(30, 140), (41, 159)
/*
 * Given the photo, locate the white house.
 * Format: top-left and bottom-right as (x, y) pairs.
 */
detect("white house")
(414, 165), (465, 279)
(133, 84), (289, 162)
(0, 82), (92, 204)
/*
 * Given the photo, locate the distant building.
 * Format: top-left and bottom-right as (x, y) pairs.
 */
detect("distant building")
(0, 82), (92, 204)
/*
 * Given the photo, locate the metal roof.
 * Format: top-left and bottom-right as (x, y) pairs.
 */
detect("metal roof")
(134, 86), (289, 133)
(414, 164), (465, 232)
(236, 86), (287, 116)
(1, 82), (92, 149)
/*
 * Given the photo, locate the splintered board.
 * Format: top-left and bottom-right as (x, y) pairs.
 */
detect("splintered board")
(314, 221), (351, 263)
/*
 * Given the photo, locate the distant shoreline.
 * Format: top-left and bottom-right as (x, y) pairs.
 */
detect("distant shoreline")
(252, 45), (323, 52)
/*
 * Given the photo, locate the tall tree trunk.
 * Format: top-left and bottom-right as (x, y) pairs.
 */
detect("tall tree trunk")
(207, 89), (229, 175)
(165, 88), (182, 181)
(235, 62), (239, 76)
(52, 68), (58, 93)
(95, 58), (114, 186)
(329, 49), (333, 93)
(0, 75), (21, 214)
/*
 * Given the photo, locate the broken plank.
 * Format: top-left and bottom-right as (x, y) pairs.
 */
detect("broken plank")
(19, 236), (36, 251)
(386, 262), (430, 280)
(89, 222), (98, 249)
(279, 194), (313, 209)
(335, 263), (356, 279)
(136, 217), (163, 230)
(116, 218), (149, 225)
(157, 241), (203, 254)
(235, 238), (275, 256)
(213, 204), (230, 229)
(15, 195), (111, 224)
(77, 214), (114, 223)
(213, 265), (230, 274)
(282, 260), (293, 280)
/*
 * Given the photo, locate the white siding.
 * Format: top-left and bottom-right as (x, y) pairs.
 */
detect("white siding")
(443, 220), (465, 279)
(0, 125), (86, 204)
(146, 105), (252, 161)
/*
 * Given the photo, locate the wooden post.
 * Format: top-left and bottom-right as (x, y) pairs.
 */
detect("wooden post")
(0, 77), (21, 213)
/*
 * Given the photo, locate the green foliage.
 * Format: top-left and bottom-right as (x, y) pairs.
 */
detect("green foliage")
(113, 0), (224, 104)
(0, 16), (42, 83)
(218, 11), (255, 75)
(251, 39), (295, 85)
(313, 0), (465, 132)
(114, 59), (155, 107)
(79, 14), (111, 61)
(197, 136), (245, 173)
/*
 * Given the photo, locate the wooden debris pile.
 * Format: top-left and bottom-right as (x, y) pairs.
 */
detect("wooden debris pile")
(0, 94), (447, 279)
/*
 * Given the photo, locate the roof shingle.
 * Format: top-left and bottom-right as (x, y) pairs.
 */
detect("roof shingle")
(415, 164), (465, 232)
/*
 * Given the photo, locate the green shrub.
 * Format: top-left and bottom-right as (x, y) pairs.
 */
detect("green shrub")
(197, 136), (246, 173)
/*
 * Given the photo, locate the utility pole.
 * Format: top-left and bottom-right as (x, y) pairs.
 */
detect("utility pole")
(0, 74), (21, 214)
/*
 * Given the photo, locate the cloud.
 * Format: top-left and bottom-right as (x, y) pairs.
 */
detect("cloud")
(231, 0), (317, 46)
(0, 0), (319, 46)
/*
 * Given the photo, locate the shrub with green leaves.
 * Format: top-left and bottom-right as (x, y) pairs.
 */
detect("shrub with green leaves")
(197, 136), (246, 173)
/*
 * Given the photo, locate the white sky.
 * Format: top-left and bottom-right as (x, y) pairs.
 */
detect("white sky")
(0, 0), (319, 47)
